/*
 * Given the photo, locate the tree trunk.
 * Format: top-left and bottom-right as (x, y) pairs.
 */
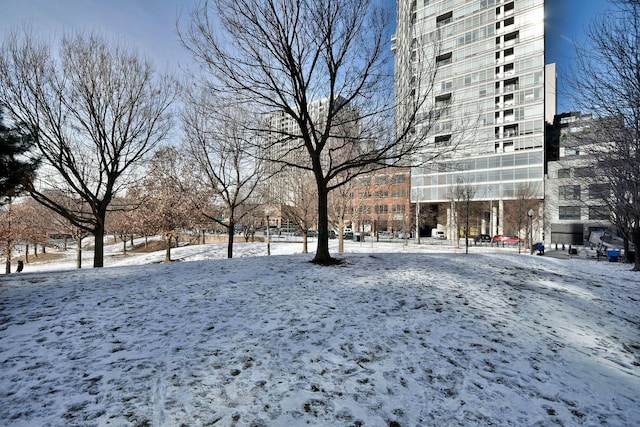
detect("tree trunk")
(5, 239), (12, 274)
(313, 186), (334, 264)
(25, 243), (30, 263)
(302, 232), (308, 254)
(123, 236), (127, 254)
(633, 227), (640, 271)
(94, 217), (106, 268)
(164, 235), (172, 262)
(76, 236), (83, 269)
(227, 220), (234, 259)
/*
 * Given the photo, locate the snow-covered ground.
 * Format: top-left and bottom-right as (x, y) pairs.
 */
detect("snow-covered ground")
(1, 238), (639, 426)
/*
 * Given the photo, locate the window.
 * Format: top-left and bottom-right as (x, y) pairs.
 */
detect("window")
(375, 190), (389, 198)
(559, 206), (581, 220)
(375, 176), (388, 185)
(435, 93), (451, 107)
(375, 205), (389, 214)
(504, 77), (519, 92)
(392, 204), (406, 214)
(393, 174), (407, 184)
(504, 124), (518, 137)
(558, 168), (571, 178)
(436, 11), (453, 26)
(504, 31), (519, 44)
(564, 147), (579, 156)
(436, 52), (452, 66)
(574, 167), (592, 178)
(589, 206), (608, 220)
(392, 189), (407, 198)
(435, 134), (451, 145)
(589, 183), (610, 199)
(559, 185), (581, 200)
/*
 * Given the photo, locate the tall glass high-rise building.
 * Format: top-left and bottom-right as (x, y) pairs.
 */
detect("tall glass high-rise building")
(395, 0), (552, 233)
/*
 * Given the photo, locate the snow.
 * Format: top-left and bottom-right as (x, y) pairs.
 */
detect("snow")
(1, 238), (639, 426)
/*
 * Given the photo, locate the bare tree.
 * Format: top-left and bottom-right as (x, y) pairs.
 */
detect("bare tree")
(448, 178), (477, 254)
(180, 0), (451, 264)
(0, 198), (19, 273)
(503, 185), (540, 254)
(568, 1), (640, 269)
(11, 197), (50, 264)
(140, 147), (192, 263)
(279, 171), (318, 254)
(0, 29), (178, 267)
(182, 91), (265, 259)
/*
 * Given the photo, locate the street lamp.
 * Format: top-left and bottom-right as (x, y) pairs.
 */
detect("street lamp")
(528, 208), (534, 254)
(265, 209), (271, 256)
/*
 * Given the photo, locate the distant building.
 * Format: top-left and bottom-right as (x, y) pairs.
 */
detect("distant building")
(394, 0), (551, 237)
(347, 167), (412, 236)
(544, 112), (610, 245)
(264, 96), (362, 230)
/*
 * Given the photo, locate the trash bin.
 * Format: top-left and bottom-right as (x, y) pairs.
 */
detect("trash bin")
(607, 249), (619, 262)
(353, 233), (361, 242)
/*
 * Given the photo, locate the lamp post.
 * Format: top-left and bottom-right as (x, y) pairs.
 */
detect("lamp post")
(265, 209), (271, 256)
(528, 208), (534, 254)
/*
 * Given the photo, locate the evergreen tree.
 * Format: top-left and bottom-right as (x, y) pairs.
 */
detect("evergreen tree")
(0, 110), (39, 203)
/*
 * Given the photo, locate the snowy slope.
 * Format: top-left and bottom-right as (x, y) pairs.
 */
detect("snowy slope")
(1, 241), (639, 426)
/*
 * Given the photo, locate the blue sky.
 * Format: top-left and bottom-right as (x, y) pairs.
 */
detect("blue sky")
(1, 0), (611, 112)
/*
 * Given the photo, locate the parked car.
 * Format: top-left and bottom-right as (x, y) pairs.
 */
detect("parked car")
(493, 235), (522, 244)
(431, 229), (446, 239)
(474, 234), (491, 243)
(503, 236), (523, 244)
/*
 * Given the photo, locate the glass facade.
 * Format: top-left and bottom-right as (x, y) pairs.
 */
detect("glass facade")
(398, 0), (547, 202)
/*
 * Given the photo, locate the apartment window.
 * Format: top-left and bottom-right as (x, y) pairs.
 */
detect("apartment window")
(574, 167), (592, 178)
(564, 147), (580, 156)
(375, 190), (389, 198)
(375, 205), (389, 214)
(558, 168), (571, 178)
(589, 183), (610, 199)
(559, 185), (581, 200)
(358, 206), (372, 214)
(504, 124), (518, 137)
(504, 16), (514, 27)
(392, 174), (407, 184)
(504, 77), (519, 92)
(392, 189), (407, 198)
(559, 206), (581, 220)
(375, 176), (388, 185)
(504, 31), (519, 44)
(504, 63), (514, 75)
(589, 206), (608, 220)
(435, 93), (451, 107)
(392, 204), (406, 214)
(436, 52), (452, 66)
(435, 134), (451, 145)
(436, 11), (453, 27)
(504, 2), (515, 13)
